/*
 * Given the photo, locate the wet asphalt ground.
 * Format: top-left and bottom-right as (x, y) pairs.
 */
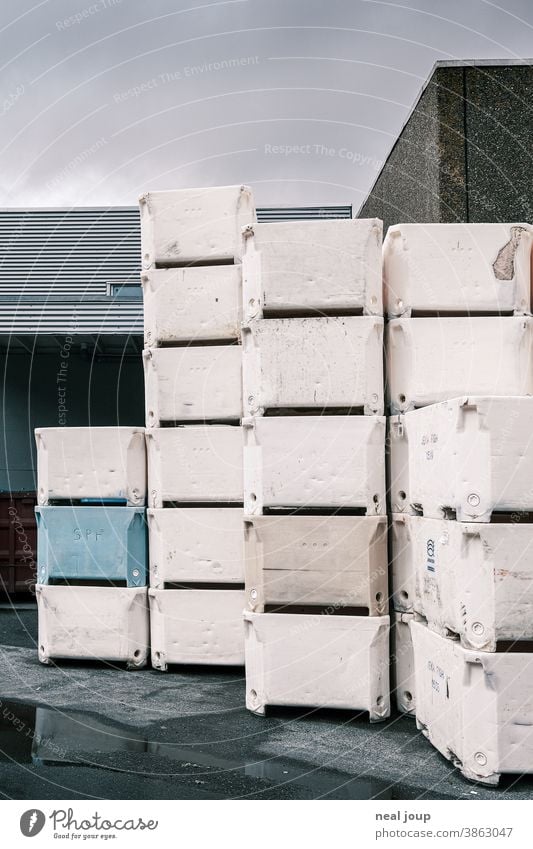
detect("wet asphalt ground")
(1, 606), (533, 801)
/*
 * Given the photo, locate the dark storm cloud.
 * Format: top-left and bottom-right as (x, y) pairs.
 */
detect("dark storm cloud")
(1, 0), (532, 208)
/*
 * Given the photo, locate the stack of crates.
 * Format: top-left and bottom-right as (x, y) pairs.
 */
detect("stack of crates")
(241, 218), (390, 720)
(34, 427), (149, 668)
(385, 223), (533, 784)
(140, 185), (256, 669)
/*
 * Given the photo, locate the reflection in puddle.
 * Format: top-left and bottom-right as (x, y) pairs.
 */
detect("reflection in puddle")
(32, 706), (147, 765)
(149, 740), (391, 799)
(0, 700), (146, 765)
(0, 698), (392, 799)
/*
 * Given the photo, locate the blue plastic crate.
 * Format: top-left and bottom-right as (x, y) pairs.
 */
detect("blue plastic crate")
(36, 506), (148, 587)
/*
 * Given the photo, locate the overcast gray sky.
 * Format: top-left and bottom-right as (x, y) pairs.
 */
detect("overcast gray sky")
(1, 0), (532, 210)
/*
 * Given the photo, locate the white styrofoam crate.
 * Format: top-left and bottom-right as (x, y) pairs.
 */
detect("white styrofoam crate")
(243, 415), (386, 515)
(139, 184), (255, 267)
(244, 611), (390, 719)
(384, 223), (533, 317)
(242, 218), (382, 318)
(404, 396), (533, 521)
(395, 514), (533, 650)
(390, 514), (415, 612)
(147, 426), (243, 508)
(143, 346), (242, 426)
(142, 266), (242, 345)
(388, 415), (410, 513)
(36, 585), (149, 668)
(242, 317), (384, 416)
(392, 612), (416, 716)
(244, 514), (387, 614)
(411, 619), (533, 785)
(149, 588), (245, 668)
(148, 507), (244, 587)
(387, 316), (533, 412)
(35, 427), (146, 506)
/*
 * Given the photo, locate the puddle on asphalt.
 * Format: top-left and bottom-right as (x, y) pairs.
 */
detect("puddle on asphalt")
(0, 698), (393, 799)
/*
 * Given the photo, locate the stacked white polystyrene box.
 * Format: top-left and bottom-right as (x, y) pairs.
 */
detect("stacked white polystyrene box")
(140, 185), (255, 668)
(385, 223), (533, 414)
(241, 219), (390, 721)
(385, 223), (533, 784)
(34, 428), (149, 669)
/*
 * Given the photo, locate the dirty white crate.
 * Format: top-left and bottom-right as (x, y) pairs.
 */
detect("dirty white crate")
(242, 218), (382, 318)
(147, 426), (243, 508)
(395, 514), (533, 650)
(143, 346), (242, 425)
(244, 611), (390, 719)
(139, 184), (255, 268)
(36, 585), (149, 668)
(388, 416), (410, 514)
(404, 396), (533, 521)
(242, 316), (384, 415)
(35, 427), (146, 506)
(392, 612), (416, 716)
(244, 514), (387, 613)
(383, 223), (533, 317)
(411, 620), (533, 785)
(148, 507), (244, 587)
(142, 266), (242, 345)
(149, 588), (245, 668)
(387, 316), (533, 412)
(243, 415), (386, 515)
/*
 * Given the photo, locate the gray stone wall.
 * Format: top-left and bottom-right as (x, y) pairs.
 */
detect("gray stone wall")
(464, 66), (533, 222)
(359, 63), (533, 231)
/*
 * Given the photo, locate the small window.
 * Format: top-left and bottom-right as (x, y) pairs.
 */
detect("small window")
(108, 283), (143, 298)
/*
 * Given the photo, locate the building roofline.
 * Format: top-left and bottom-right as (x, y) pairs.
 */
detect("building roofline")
(0, 203), (353, 214)
(356, 57), (533, 217)
(434, 58), (533, 68)
(0, 206), (138, 212)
